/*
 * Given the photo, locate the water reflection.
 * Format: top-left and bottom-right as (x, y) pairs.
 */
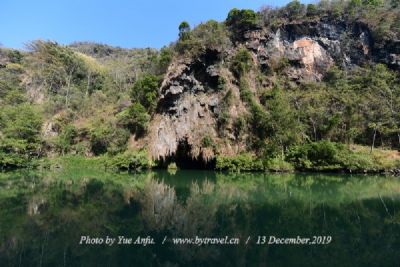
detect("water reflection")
(0, 169), (399, 266)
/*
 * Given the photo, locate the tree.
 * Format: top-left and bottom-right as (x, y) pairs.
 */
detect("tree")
(89, 122), (129, 155)
(306, 4), (319, 17)
(118, 103), (151, 136)
(156, 47), (173, 74)
(0, 104), (43, 168)
(130, 74), (160, 113)
(178, 21), (191, 40)
(175, 20), (230, 57)
(287, 140), (347, 170)
(26, 41), (106, 110)
(0, 104), (42, 143)
(294, 84), (330, 141)
(26, 41), (87, 94)
(283, 0), (306, 19)
(264, 86), (302, 158)
(368, 122), (381, 152)
(226, 9), (259, 39)
(54, 124), (76, 155)
(7, 50), (22, 64)
(0, 62), (24, 104)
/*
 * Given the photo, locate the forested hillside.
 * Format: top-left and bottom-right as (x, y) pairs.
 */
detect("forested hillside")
(1, 0), (400, 173)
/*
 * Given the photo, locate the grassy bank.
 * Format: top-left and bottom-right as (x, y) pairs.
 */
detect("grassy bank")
(216, 142), (400, 174)
(3, 141), (399, 175)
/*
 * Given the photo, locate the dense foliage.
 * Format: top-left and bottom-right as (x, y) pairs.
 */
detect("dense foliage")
(226, 8), (260, 40)
(0, 41), (166, 168)
(105, 150), (152, 171)
(175, 20), (231, 56)
(216, 153), (264, 171)
(1, 0), (400, 173)
(0, 104), (43, 169)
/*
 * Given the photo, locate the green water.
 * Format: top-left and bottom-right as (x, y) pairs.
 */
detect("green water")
(0, 161), (400, 266)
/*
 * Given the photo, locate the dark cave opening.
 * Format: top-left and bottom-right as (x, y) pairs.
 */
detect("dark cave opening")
(159, 138), (216, 170)
(200, 48), (220, 66)
(191, 49), (220, 89)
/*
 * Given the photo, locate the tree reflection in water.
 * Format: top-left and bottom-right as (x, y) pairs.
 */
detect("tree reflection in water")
(0, 170), (399, 266)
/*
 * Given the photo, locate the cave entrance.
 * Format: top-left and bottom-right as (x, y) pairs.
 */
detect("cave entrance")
(163, 138), (216, 170)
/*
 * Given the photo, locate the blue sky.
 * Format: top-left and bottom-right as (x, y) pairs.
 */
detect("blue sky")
(1, 0), (309, 49)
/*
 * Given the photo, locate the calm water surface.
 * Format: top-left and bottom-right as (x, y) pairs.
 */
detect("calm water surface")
(0, 165), (399, 266)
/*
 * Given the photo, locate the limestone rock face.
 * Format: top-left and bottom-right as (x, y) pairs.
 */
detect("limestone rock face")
(248, 19), (376, 82)
(275, 36), (334, 81)
(42, 121), (59, 138)
(148, 53), (220, 162)
(147, 18), (400, 161)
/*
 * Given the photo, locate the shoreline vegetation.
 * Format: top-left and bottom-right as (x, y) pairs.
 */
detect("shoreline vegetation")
(20, 142), (400, 175)
(2, 0), (400, 175)
(94, 142), (400, 174)
(3, 142), (400, 174)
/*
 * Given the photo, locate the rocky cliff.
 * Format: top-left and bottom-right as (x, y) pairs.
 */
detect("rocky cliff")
(147, 15), (400, 165)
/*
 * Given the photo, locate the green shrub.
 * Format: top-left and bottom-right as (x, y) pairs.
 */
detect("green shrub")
(0, 140), (38, 169)
(117, 102), (150, 136)
(226, 8), (259, 39)
(73, 141), (91, 156)
(156, 47), (173, 74)
(339, 151), (376, 172)
(0, 65), (23, 101)
(216, 153), (264, 172)
(268, 57), (289, 74)
(217, 89), (234, 135)
(130, 74), (160, 113)
(89, 123), (129, 155)
(282, 0), (306, 19)
(106, 150), (152, 172)
(3, 89), (26, 105)
(287, 140), (344, 170)
(233, 117), (246, 139)
(0, 104), (43, 169)
(107, 128), (130, 155)
(286, 142), (397, 173)
(238, 79), (269, 142)
(176, 20), (230, 56)
(286, 141), (377, 172)
(306, 4), (319, 17)
(265, 158), (294, 172)
(217, 76), (227, 91)
(54, 124), (76, 155)
(202, 135), (214, 148)
(0, 105), (42, 143)
(230, 48), (252, 77)
(263, 142), (284, 160)
(7, 50), (23, 64)
(89, 125), (112, 155)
